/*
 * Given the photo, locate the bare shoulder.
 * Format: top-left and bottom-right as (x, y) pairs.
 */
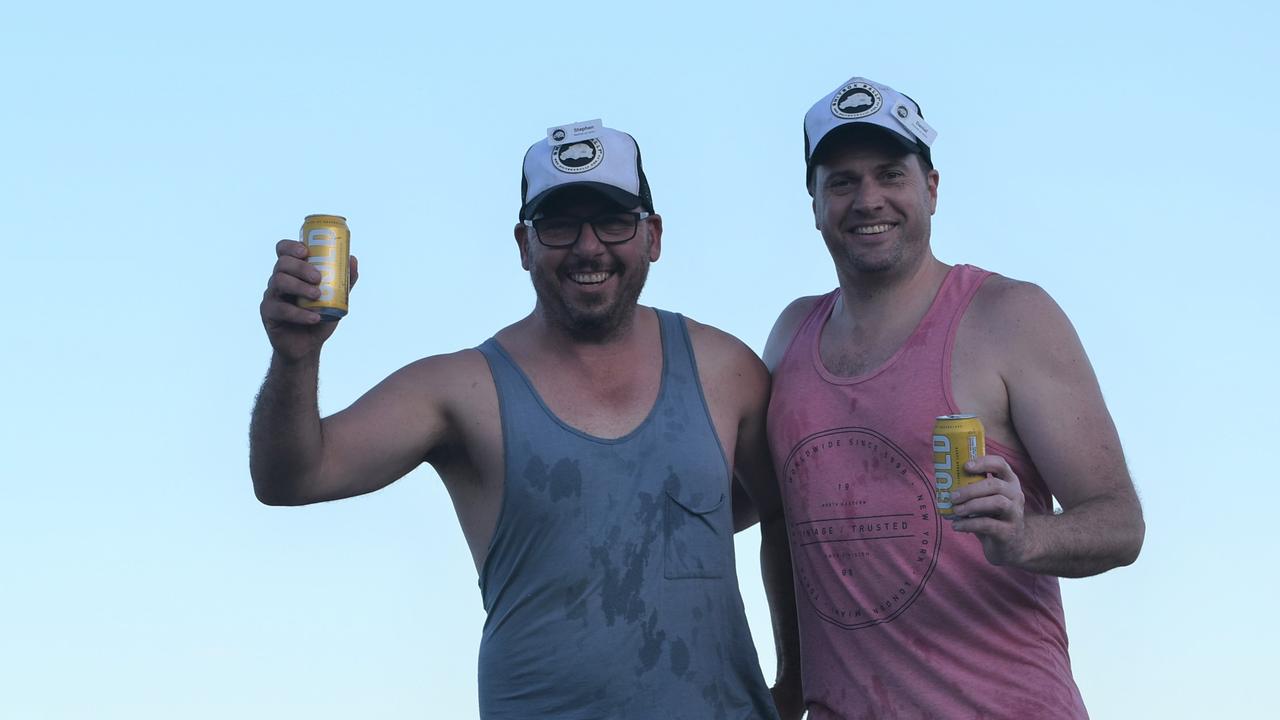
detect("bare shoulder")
(681, 316), (773, 474)
(313, 346), (499, 498)
(967, 274), (1082, 363)
(396, 347), (496, 411)
(763, 295), (824, 372)
(388, 347), (492, 390)
(351, 347), (496, 429)
(683, 316), (767, 381)
(680, 312), (768, 422)
(970, 274), (1068, 329)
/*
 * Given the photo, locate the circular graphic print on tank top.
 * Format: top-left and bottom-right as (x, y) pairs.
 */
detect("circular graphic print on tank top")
(781, 427), (942, 629)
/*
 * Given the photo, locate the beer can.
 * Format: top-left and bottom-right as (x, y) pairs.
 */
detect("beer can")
(297, 214), (350, 320)
(932, 414), (986, 518)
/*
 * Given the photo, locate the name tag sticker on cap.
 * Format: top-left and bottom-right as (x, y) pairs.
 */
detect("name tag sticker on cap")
(891, 103), (937, 147)
(547, 119), (603, 146)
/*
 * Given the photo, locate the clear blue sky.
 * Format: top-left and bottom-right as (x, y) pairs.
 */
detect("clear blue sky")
(3, 1), (1276, 717)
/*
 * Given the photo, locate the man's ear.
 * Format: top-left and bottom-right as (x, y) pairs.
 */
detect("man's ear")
(515, 222), (532, 270)
(645, 213), (663, 262)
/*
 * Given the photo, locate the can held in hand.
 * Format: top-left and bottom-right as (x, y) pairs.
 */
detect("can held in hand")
(932, 414), (985, 518)
(297, 214), (350, 320)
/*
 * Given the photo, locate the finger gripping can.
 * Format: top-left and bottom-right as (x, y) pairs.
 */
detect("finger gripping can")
(932, 414), (985, 518)
(298, 214), (350, 320)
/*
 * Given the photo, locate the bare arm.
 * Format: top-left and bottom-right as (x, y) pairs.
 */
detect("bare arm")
(689, 318), (803, 718)
(249, 239), (457, 506)
(753, 296), (826, 717)
(950, 282), (1144, 577)
(251, 354), (467, 506)
(250, 351), (327, 504)
(736, 396), (804, 720)
(731, 338), (804, 719)
(731, 477), (760, 533)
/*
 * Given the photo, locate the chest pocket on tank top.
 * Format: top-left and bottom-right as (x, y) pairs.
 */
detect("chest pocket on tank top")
(663, 490), (728, 579)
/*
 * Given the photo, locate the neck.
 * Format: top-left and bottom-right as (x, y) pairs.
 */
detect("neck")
(833, 253), (950, 321)
(529, 303), (649, 356)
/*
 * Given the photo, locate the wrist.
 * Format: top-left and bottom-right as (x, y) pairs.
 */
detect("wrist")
(1007, 513), (1047, 569)
(271, 348), (322, 371)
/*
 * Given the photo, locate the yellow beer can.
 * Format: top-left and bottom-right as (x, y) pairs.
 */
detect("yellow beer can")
(932, 414), (985, 518)
(297, 214), (350, 320)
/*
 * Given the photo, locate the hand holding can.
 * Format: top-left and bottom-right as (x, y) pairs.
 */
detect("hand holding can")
(932, 414), (985, 518)
(297, 214), (351, 320)
(260, 215), (356, 364)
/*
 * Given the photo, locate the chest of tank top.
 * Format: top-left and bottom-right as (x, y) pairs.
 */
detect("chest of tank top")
(766, 265), (1084, 720)
(476, 311), (732, 598)
(472, 310), (779, 719)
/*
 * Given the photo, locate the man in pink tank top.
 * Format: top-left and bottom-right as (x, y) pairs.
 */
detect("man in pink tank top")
(762, 77), (1146, 719)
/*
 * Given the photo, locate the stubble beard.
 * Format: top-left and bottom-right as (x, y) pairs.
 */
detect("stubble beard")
(530, 250), (651, 344)
(844, 242), (904, 274)
(825, 220), (929, 278)
(823, 229), (906, 277)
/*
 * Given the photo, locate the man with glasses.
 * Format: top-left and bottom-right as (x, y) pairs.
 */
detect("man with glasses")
(251, 122), (801, 719)
(761, 77), (1145, 718)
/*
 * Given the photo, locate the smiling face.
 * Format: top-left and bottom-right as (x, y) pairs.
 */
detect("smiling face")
(811, 129), (939, 279)
(515, 187), (662, 341)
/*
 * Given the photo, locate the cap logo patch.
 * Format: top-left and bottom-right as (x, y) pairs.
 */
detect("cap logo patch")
(832, 82), (882, 119)
(552, 139), (604, 174)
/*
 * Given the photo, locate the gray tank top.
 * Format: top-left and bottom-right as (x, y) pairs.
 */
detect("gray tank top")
(474, 309), (778, 720)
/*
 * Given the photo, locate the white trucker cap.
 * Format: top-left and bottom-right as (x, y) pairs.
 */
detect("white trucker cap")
(804, 77), (937, 183)
(520, 119), (654, 221)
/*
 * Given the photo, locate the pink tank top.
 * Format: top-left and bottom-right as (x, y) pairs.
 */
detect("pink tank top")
(767, 264), (1088, 719)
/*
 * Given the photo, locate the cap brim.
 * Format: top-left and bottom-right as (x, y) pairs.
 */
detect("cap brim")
(521, 182), (644, 220)
(809, 123), (924, 168)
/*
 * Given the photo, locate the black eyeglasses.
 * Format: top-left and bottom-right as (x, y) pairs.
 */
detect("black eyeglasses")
(523, 212), (651, 247)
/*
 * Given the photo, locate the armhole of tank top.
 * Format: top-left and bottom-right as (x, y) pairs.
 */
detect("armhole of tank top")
(781, 292), (835, 372)
(940, 271), (1035, 469)
(671, 312), (733, 480)
(941, 268), (991, 415)
(474, 342), (513, 592)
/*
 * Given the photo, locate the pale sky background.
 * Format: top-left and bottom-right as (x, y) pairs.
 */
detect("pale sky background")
(3, 1), (1276, 718)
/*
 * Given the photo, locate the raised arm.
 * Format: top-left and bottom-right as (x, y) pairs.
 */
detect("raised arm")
(249, 238), (457, 506)
(950, 281), (1145, 577)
